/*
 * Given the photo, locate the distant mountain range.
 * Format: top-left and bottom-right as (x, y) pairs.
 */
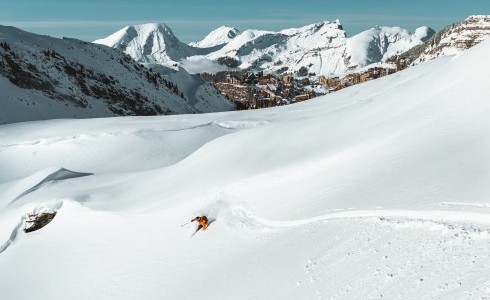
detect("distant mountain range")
(95, 20), (434, 76)
(95, 16), (490, 77)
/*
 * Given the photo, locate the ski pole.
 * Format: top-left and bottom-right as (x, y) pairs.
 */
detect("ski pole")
(180, 221), (192, 227)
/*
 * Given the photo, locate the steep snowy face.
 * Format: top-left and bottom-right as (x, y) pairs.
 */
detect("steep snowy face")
(94, 23), (199, 67)
(346, 26), (434, 68)
(389, 15), (490, 65)
(189, 26), (240, 48)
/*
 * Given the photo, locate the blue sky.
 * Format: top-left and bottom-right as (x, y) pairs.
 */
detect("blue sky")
(1, 0), (489, 42)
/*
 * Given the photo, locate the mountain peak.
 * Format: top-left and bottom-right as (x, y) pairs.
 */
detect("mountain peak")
(94, 22), (198, 67)
(190, 26), (241, 48)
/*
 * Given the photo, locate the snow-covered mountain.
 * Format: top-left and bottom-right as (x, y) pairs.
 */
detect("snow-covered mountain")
(388, 15), (490, 66)
(345, 26), (434, 68)
(98, 20), (433, 76)
(0, 25), (235, 124)
(189, 26), (240, 48)
(207, 20), (434, 75)
(94, 23), (235, 109)
(94, 23), (212, 68)
(1, 36), (490, 300)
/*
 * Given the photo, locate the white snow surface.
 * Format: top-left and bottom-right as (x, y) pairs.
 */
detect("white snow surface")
(1, 38), (490, 299)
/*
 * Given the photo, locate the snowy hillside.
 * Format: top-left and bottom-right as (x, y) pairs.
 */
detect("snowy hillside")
(388, 15), (490, 66)
(98, 20), (433, 76)
(0, 25), (235, 124)
(1, 33), (490, 300)
(189, 26), (240, 48)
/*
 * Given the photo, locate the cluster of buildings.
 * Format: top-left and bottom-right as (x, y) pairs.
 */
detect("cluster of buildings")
(317, 66), (398, 92)
(214, 72), (316, 109)
(211, 64), (401, 109)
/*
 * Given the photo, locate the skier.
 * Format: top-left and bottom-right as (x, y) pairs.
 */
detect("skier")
(191, 216), (208, 232)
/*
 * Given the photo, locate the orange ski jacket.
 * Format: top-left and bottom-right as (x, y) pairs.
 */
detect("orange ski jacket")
(192, 216), (208, 230)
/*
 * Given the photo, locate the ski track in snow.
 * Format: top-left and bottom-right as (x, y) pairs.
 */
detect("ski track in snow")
(216, 200), (490, 236)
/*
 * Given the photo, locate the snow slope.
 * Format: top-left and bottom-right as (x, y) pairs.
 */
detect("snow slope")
(0, 38), (490, 299)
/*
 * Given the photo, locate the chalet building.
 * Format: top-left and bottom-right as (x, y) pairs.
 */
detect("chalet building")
(317, 76), (327, 85)
(282, 75), (293, 84)
(344, 73), (362, 84)
(317, 76), (341, 89)
(294, 94), (311, 102)
(226, 74), (241, 85)
(259, 74), (278, 85)
(396, 58), (408, 71)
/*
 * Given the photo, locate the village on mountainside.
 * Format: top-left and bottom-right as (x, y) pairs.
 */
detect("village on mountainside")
(201, 61), (407, 110)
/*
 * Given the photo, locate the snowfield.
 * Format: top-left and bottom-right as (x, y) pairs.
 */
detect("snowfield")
(1, 37), (490, 299)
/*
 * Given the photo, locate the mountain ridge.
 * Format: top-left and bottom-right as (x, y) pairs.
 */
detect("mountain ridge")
(96, 19), (434, 76)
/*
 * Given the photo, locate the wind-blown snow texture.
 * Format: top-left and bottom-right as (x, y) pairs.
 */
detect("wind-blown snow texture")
(96, 20), (434, 75)
(1, 37), (490, 299)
